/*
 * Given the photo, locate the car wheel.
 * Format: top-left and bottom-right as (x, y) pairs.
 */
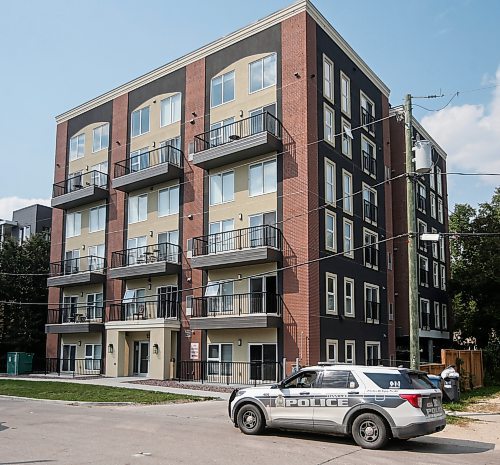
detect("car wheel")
(236, 404), (265, 435)
(352, 413), (389, 450)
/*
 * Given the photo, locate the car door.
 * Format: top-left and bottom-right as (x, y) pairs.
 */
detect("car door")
(269, 370), (318, 430)
(313, 370), (360, 433)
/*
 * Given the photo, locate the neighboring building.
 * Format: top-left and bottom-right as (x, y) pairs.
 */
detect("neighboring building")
(45, 0), (449, 379)
(390, 116), (450, 363)
(0, 204), (52, 245)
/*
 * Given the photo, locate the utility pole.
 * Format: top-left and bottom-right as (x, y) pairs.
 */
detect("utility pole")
(404, 93), (420, 370)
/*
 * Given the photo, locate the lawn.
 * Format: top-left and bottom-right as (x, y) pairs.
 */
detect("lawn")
(445, 385), (500, 412)
(0, 379), (206, 404)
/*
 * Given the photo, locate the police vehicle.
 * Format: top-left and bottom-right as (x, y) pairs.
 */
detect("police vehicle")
(228, 364), (445, 449)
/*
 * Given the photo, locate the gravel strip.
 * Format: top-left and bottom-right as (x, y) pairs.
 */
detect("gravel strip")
(130, 379), (235, 393)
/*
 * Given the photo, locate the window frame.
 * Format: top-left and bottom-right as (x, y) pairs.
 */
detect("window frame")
(360, 91), (375, 135)
(326, 272), (338, 315)
(211, 70), (235, 108)
(341, 118), (352, 158)
(69, 133), (85, 161)
(325, 210), (336, 252)
(420, 298), (431, 330)
(131, 106), (150, 138)
(442, 304), (448, 330)
(128, 193), (148, 224)
(324, 159), (336, 205)
(324, 103), (335, 147)
(89, 205), (106, 233)
(440, 264), (446, 290)
(66, 212), (82, 238)
(430, 192), (436, 219)
(365, 341), (381, 365)
(92, 124), (109, 153)
(433, 261), (439, 288)
(362, 182), (378, 225)
(434, 302), (441, 329)
(248, 159), (277, 197)
(364, 283), (380, 324)
(249, 53), (277, 94)
(436, 166), (443, 195)
(160, 93), (182, 127)
(323, 55), (334, 103)
(344, 277), (355, 318)
(342, 169), (353, 215)
(419, 254), (429, 287)
(158, 185), (180, 217)
(361, 135), (376, 178)
(343, 218), (354, 258)
(437, 198), (444, 223)
(345, 340), (355, 364)
(340, 71), (351, 117)
(363, 228), (379, 269)
(326, 339), (338, 363)
(209, 170), (234, 206)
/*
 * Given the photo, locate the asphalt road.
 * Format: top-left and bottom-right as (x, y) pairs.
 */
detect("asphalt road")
(0, 397), (499, 465)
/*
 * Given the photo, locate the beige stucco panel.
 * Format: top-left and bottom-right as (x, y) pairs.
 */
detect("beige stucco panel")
(123, 275), (178, 298)
(60, 333), (102, 360)
(65, 199), (106, 254)
(207, 263), (276, 294)
(62, 283), (104, 304)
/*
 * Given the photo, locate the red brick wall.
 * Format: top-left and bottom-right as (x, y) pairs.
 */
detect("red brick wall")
(281, 12), (319, 370)
(181, 58), (206, 362)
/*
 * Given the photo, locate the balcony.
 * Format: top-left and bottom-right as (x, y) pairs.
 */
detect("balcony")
(45, 305), (104, 334)
(107, 300), (180, 327)
(190, 293), (282, 330)
(193, 112), (283, 169)
(362, 150), (376, 176)
(190, 225), (282, 270)
(109, 242), (181, 280)
(364, 246), (379, 268)
(52, 171), (108, 209)
(363, 200), (378, 223)
(47, 255), (106, 287)
(112, 145), (183, 192)
(361, 107), (375, 133)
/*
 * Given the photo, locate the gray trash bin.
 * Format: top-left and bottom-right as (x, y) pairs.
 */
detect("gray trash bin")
(441, 366), (460, 402)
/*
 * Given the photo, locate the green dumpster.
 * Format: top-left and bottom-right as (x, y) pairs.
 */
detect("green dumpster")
(7, 352), (34, 375)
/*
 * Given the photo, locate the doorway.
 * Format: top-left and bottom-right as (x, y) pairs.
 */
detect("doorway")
(249, 276), (277, 314)
(133, 341), (149, 376)
(249, 344), (277, 381)
(61, 344), (76, 372)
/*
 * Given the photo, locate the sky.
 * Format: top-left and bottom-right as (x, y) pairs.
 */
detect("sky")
(0, 0), (499, 220)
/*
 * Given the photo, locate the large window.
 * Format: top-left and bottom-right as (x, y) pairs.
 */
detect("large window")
(363, 184), (377, 224)
(365, 284), (379, 323)
(66, 212), (81, 238)
(441, 264), (446, 290)
(323, 55), (334, 101)
(85, 344), (102, 371)
(360, 92), (375, 134)
(128, 194), (147, 224)
(87, 293), (103, 320)
(324, 104), (335, 146)
(249, 53), (277, 93)
(88, 244), (105, 270)
(430, 192), (436, 218)
(211, 70), (235, 107)
(433, 261), (439, 288)
(207, 343), (233, 375)
(325, 210), (336, 252)
(126, 236), (147, 265)
(420, 299), (430, 330)
(434, 302), (441, 329)
(69, 133), (85, 160)
(160, 93), (181, 127)
(341, 119), (352, 157)
(158, 185), (179, 217)
(249, 160), (277, 196)
(209, 219), (234, 253)
(344, 278), (355, 317)
(326, 273), (337, 315)
(439, 236), (446, 262)
(325, 159), (335, 204)
(342, 170), (353, 214)
(442, 304), (448, 330)
(340, 72), (351, 116)
(438, 198), (444, 223)
(419, 255), (429, 286)
(131, 107), (150, 137)
(343, 218), (354, 258)
(365, 342), (380, 366)
(362, 136), (376, 177)
(209, 171), (234, 205)
(90, 161), (108, 187)
(92, 124), (109, 153)
(364, 229), (378, 268)
(436, 166), (443, 195)
(417, 183), (427, 213)
(89, 205), (106, 233)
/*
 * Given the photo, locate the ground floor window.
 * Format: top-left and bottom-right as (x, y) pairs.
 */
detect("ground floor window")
(207, 343), (232, 375)
(365, 341), (380, 366)
(249, 343), (277, 381)
(326, 339), (338, 362)
(85, 344), (102, 371)
(61, 344), (76, 371)
(345, 341), (355, 364)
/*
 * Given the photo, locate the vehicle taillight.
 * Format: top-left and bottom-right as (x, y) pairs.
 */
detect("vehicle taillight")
(399, 393), (422, 408)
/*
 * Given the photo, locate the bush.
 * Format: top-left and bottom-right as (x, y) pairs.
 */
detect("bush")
(483, 336), (500, 386)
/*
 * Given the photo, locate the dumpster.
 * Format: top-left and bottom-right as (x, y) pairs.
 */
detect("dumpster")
(441, 365), (460, 402)
(7, 352), (34, 375)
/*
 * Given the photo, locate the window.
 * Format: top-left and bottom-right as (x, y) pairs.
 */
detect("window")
(442, 304), (448, 330)
(209, 171), (234, 205)
(326, 339), (338, 362)
(430, 192), (436, 218)
(209, 219), (234, 253)
(440, 264), (446, 290)
(325, 211), (336, 252)
(342, 170), (353, 214)
(418, 220), (427, 251)
(131, 107), (150, 137)
(434, 302), (441, 329)
(436, 166), (443, 195)
(122, 288), (146, 319)
(128, 194), (147, 224)
(87, 293), (103, 320)
(249, 103), (277, 135)
(211, 70), (235, 107)
(437, 198), (444, 223)
(130, 147), (150, 172)
(389, 302), (394, 321)
(324, 104), (335, 146)
(323, 55), (334, 101)
(439, 236), (446, 262)
(18, 226), (31, 243)
(420, 299), (430, 330)
(361, 136), (376, 176)
(364, 229), (378, 268)
(365, 284), (379, 323)
(433, 262), (439, 288)
(69, 133), (85, 160)
(325, 159), (335, 204)
(92, 124), (109, 152)
(66, 212), (81, 238)
(160, 93), (181, 127)
(90, 162), (108, 187)
(344, 278), (355, 317)
(207, 343), (233, 375)
(248, 212), (277, 248)
(365, 342), (380, 366)
(158, 230), (179, 262)
(340, 72), (351, 116)
(429, 165), (436, 190)
(419, 255), (429, 286)
(249, 53), (277, 93)
(360, 92), (375, 134)
(417, 183), (426, 212)
(64, 249), (80, 274)
(160, 137), (182, 165)
(126, 236), (147, 265)
(326, 273), (337, 315)
(210, 117), (234, 147)
(345, 341), (355, 364)
(85, 344), (102, 371)
(341, 119), (352, 157)
(158, 185), (179, 217)
(343, 218), (354, 258)
(89, 205), (106, 233)
(362, 184), (377, 224)
(431, 228), (439, 258)
(249, 160), (277, 196)
(88, 245), (105, 271)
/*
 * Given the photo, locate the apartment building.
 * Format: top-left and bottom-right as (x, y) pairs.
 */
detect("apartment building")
(0, 204), (52, 245)
(45, 0), (448, 379)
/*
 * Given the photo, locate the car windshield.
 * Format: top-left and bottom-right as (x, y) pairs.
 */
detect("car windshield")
(364, 371), (435, 389)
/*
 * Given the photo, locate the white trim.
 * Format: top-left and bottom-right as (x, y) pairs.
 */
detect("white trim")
(324, 158), (336, 204)
(322, 54), (334, 103)
(325, 209), (336, 252)
(342, 169), (353, 215)
(340, 71), (351, 117)
(344, 277), (355, 318)
(364, 283), (379, 324)
(343, 218), (354, 258)
(365, 341), (381, 365)
(345, 340), (355, 364)
(325, 272), (337, 315)
(325, 339), (338, 363)
(323, 103), (335, 147)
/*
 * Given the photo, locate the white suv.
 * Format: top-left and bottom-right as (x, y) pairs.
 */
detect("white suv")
(228, 364), (445, 449)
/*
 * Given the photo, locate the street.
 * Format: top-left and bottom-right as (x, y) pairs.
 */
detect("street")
(0, 397), (499, 465)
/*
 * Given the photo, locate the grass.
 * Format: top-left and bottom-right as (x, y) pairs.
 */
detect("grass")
(0, 379), (207, 404)
(445, 385), (500, 412)
(445, 414), (478, 426)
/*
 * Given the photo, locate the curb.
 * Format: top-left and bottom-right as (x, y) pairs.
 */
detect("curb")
(0, 395), (134, 406)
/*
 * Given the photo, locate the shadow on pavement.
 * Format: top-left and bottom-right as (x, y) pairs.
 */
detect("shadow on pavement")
(388, 437), (495, 454)
(0, 422), (9, 432)
(0, 461), (56, 464)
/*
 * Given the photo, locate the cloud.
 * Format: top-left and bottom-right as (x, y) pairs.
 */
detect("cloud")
(421, 67), (500, 182)
(0, 197), (51, 221)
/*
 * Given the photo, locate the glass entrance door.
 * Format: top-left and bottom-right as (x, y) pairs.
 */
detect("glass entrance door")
(61, 344), (76, 372)
(133, 341), (149, 376)
(249, 344), (277, 381)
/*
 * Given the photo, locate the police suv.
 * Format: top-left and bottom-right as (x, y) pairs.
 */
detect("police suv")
(228, 364), (445, 449)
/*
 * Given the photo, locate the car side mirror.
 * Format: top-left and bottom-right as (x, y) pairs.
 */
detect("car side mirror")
(271, 382), (283, 389)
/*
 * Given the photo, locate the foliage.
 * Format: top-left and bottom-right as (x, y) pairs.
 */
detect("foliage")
(445, 384), (500, 412)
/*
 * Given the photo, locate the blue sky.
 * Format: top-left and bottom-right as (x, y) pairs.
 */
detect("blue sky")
(1, 0), (499, 218)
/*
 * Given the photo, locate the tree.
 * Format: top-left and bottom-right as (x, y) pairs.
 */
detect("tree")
(449, 187), (500, 350)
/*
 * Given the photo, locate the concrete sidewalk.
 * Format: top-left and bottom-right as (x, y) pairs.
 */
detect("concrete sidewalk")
(0, 375), (232, 400)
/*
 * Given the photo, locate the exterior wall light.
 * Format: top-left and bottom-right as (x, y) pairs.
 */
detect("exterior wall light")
(108, 343), (114, 354)
(153, 344), (159, 354)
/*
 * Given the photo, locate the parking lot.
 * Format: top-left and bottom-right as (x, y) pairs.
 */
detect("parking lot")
(0, 397), (499, 465)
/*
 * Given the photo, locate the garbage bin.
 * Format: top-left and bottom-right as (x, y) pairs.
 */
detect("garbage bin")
(6, 352), (34, 375)
(427, 374), (442, 390)
(441, 366), (460, 402)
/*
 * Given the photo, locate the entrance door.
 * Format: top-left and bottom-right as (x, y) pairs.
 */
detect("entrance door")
(249, 276), (277, 314)
(249, 344), (277, 381)
(62, 296), (78, 322)
(133, 341), (149, 376)
(249, 212), (276, 248)
(61, 344), (76, 372)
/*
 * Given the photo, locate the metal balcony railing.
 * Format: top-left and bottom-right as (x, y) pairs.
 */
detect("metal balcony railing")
(191, 293), (283, 318)
(363, 200), (378, 223)
(194, 112), (282, 153)
(47, 305), (104, 324)
(45, 358), (103, 376)
(53, 170), (108, 198)
(50, 255), (106, 276)
(191, 225), (282, 257)
(107, 299), (179, 322)
(361, 107), (375, 133)
(114, 145), (182, 178)
(364, 246), (379, 268)
(362, 150), (377, 176)
(111, 242), (180, 268)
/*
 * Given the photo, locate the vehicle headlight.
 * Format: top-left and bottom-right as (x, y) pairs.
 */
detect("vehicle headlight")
(236, 390), (246, 397)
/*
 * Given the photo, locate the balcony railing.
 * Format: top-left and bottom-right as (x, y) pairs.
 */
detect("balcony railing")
(45, 358), (103, 377)
(194, 112), (282, 153)
(361, 107), (375, 133)
(111, 242), (180, 268)
(114, 145), (182, 178)
(53, 170), (108, 198)
(48, 305), (104, 324)
(363, 200), (378, 223)
(362, 150), (376, 176)
(364, 246), (379, 268)
(50, 255), (106, 277)
(191, 293), (283, 318)
(191, 225), (282, 257)
(108, 299), (179, 322)
(178, 360), (282, 385)
(366, 301), (380, 322)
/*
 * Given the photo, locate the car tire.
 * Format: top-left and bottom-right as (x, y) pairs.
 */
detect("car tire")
(236, 404), (265, 435)
(352, 413), (389, 450)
